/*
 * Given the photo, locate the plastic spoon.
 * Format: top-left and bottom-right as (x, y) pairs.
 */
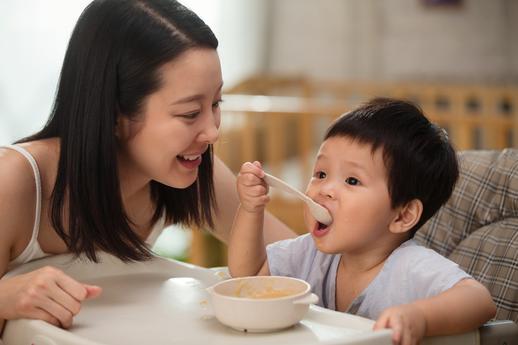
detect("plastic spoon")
(263, 172), (332, 225)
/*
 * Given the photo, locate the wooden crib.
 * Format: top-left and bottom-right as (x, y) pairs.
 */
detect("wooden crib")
(188, 76), (518, 267)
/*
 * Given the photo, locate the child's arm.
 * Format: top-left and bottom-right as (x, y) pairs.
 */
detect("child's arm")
(227, 161), (271, 277)
(374, 278), (496, 345)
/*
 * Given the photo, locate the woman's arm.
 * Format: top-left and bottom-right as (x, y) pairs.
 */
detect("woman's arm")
(0, 148), (101, 333)
(211, 156), (296, 244)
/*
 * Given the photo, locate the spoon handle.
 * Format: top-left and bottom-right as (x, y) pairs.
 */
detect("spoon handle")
(263, 173), (310, 202)
(263, 172), (332, 225)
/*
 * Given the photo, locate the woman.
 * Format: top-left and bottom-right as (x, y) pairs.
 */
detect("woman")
(0, 0), (294, 331)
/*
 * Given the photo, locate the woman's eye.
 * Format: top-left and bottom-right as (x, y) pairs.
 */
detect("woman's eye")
(314, 171), (326, 179)
(212, 99), (223, 108)
(345, 177), (360, 186)
(179, 111), (200, 119)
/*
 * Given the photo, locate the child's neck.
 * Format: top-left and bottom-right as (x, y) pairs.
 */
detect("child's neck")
(341, 238), (402, 273)
(335, 239), (405, 312)
(340, 246), (392, 274)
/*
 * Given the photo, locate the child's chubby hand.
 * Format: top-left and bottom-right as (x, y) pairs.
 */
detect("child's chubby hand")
(237, 161), (270, 213)
(373, 303), (427, 345)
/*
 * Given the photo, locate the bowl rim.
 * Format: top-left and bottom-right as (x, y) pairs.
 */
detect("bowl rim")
(209, 275), (311, 302)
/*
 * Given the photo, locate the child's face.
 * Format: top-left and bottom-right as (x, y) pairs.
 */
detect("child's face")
(304, 136), (399, 254)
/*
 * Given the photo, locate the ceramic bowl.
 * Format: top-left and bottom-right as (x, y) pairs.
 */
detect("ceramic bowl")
(206, 276), (318, 332)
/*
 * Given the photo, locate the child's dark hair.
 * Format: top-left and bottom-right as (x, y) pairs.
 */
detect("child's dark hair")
(325, 97), (459, 237)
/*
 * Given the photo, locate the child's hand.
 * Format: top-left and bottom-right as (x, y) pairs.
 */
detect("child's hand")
(237, 161), (270, 213)
(373, 304), (427, 345)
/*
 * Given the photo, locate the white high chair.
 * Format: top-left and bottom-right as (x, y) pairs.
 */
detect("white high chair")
(1, 252), (516, 345)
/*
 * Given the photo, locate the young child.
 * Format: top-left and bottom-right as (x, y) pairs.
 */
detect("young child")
(228, 98), (496, 345)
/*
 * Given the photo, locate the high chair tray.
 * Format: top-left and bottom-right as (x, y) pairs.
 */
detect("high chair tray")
(1, 252), (393, 345)
(0, 253), (485, 345)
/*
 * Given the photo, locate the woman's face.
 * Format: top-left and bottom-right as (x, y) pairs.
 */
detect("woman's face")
(117, 48), (222, 189)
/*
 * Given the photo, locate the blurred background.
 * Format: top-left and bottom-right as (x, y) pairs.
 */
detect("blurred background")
(1, 0), (517, 267)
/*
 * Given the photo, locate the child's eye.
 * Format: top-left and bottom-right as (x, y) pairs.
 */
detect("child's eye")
(345, 177), (360, 186)
(314, 171), (326, 179)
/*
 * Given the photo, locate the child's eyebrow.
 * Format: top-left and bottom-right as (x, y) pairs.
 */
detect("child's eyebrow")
(315, 154), (370, 176)
(342, 160), (365, 169)
(340, 160), (371, 176)
(315, 154), (327, 161)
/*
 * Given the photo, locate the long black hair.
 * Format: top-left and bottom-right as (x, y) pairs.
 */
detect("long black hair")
(325, 98), (459, 237)
(17, 0), (219, 262)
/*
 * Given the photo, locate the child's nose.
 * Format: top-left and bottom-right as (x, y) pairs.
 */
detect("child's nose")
(319, 181), (336, 199)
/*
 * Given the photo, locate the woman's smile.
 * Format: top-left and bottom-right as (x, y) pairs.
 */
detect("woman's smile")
(177, 153), (202, 170)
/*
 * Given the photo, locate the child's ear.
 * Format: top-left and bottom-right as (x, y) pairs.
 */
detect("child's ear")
(389, 199), (423, 234)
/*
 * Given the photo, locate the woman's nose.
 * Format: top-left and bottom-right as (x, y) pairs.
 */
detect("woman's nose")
(198, 111), (220, 144)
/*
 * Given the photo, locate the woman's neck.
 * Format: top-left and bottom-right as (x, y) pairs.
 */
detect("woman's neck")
(117, 151), (151, 203)
(116, 152), (154, 229)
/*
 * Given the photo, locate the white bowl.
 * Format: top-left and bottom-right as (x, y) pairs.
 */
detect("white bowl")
(206, 276), (319, 332)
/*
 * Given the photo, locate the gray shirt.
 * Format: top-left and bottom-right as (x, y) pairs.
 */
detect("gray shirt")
(266, 234), (471, 320)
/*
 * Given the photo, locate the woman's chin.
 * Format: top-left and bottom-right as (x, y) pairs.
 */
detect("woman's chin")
(160, 175), (197, 189)
(176, 179), (197, 189)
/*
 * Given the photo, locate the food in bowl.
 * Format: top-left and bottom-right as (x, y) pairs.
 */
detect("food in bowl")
(206, 276), (319, 332)
(234, 281), (297, 299)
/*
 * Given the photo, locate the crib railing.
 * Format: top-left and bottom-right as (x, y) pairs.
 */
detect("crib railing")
(188, 77), (518, 267)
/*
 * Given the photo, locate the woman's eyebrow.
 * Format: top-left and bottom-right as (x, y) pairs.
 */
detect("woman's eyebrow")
(171, 94), (204, 105)
(170, 82), (224, 105)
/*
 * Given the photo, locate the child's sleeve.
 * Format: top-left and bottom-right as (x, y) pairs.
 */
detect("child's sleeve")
(406, 246), (473, 299)
(266, 234), (316, 279)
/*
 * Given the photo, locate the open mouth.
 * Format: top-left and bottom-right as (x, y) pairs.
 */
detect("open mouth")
(313, 221), (330, 238)
(177, 154), (202, 169)
(178, 154), (201, 161)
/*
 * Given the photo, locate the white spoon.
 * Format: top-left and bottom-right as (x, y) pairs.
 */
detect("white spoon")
(263, 172), (332, 225)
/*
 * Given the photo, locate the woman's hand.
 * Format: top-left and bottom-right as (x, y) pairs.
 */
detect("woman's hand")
(373, 303), (427, 345)
(0, 266), (102, 328)
(236, 161), (270, 213)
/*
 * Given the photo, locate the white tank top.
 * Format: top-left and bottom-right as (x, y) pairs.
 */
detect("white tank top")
(4, 145), (47, 270)
(3, 145), (165, 271)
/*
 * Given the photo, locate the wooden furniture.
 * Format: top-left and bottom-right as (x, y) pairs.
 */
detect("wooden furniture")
(188, 76), (518, 268)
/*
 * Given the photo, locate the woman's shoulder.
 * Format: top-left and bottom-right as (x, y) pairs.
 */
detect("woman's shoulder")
(0, 138), (60, 250)
(0, 144), (41, 256)
(5, 138), (59, 184)
(0, 138), (59, 191)
(0, 138), (59, 227)
(0, 145), (37, 197)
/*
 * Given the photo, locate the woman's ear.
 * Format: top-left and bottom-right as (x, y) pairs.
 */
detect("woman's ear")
(115, 115), (131, 140)
(115, 114), (125, 140)
(115, 115), (141, 141)
(388, 199), (423, 234)
(115, 116), (121, 139)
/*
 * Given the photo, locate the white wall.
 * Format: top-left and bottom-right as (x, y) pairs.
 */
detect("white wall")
(185, 0), (269, 88)
(267, 0), (518, 83)
(0, 0), (268, 145)
(4, 0), (514, 145)
(0, 0), (92, 144)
